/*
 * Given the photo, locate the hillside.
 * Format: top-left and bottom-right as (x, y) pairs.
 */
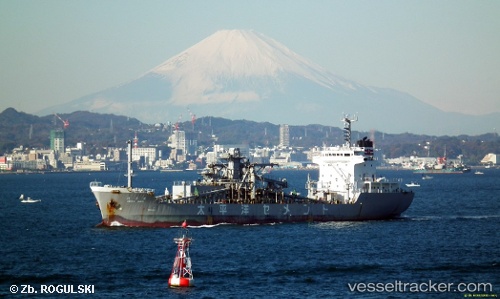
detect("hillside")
(1, 108), (499, 164)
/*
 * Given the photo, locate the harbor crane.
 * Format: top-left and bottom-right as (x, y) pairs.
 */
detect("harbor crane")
(54, 113), (69, 129)
(187, 108), (196, 130)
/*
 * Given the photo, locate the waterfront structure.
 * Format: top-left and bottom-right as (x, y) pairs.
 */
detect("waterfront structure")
(480, 153), (498, 166)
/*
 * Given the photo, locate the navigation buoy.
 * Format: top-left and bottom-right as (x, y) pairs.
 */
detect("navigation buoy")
(168, 220), (194, 287)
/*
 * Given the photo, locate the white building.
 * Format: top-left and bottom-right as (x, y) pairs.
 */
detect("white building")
(168, 130), (187, 162)
(131, 147), (158, 162)
(279, 124), (290, 148)
(480, 153), (498, 165)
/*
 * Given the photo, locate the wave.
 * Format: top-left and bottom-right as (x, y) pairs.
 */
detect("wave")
(401, 215), (500, 221)
(408, 261), (499, 273)
(186, 224), (223, 229)
(194, 263), (388, 282)
(0, 273), (80, 285)
(109, 221), (125, 226)
(173, 222), (236, 229)
(243, 222), (280, 226)
(176, 222), (281, 229)
(311, 221), (366, 229)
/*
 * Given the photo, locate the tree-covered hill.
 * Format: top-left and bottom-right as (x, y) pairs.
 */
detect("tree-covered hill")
(0, 108), (498, 164)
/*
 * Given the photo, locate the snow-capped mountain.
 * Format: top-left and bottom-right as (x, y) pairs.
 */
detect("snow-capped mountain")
(39, 29), (498, 135)
(151, 29), (362, 101)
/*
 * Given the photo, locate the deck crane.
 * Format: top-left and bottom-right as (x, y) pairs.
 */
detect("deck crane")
(54, 113), (69, 129)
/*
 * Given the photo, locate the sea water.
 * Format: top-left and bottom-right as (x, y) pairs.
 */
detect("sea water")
(0, 169), (498, 298)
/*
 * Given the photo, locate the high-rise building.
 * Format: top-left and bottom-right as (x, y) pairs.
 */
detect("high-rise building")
(50, 130), (65, 153)
(169, 130), (186, 153)
(168, 130), (187, 162)
(279, 124), (290, 148)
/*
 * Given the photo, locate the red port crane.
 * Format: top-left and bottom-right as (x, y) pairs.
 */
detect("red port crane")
(54, 113), (69, 129)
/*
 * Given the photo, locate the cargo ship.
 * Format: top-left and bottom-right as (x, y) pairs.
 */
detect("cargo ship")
(90, 116), (414, 227)
(413, 157), (471, 174)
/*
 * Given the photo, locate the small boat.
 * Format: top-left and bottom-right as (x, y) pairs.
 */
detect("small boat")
(421, 175), (433, 180)
(19, 194), (41, 203)
(405, 182), (420, 187)
(474, 171), (484, 175)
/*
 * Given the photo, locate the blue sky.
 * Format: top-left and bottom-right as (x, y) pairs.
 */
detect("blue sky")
(1, 0), (499, 116)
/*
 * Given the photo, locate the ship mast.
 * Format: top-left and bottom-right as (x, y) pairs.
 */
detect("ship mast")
(342, 115), (358, 146)
(127, 140), (133, 188)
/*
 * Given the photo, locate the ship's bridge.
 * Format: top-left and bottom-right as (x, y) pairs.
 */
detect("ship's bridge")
(312, 146), (368, 164)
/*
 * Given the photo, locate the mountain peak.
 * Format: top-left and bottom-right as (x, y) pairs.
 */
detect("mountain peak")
(150, 29), (351, 102)
(153, 29), (292, 77)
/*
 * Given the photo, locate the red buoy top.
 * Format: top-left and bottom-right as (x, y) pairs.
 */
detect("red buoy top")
(182, 220), (187, 228)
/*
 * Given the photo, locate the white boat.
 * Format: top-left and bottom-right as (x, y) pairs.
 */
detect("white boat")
(405, 182), (420, 187)
(19, 194), (41, 203)
(422, 175), (433, 180)
(474, 171), (484, 175)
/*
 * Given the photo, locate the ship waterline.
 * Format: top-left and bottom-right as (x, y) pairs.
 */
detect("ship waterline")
(92, 186), (414, 227)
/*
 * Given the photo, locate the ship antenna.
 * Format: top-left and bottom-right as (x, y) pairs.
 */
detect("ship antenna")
(127, 140), (133, 188)
(342, 115), (358, 146)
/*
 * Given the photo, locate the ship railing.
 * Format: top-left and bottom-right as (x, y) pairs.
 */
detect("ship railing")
(262, 176), (288, 188)
(361, 179), (405, 193)
(172, 180), (229, 187)
(162, 188), (228, 204)
(362, 177), (402, 183)
(132, 187), (155, 193)
(89, 181), (102, 187)
(173, 181), (196, 186)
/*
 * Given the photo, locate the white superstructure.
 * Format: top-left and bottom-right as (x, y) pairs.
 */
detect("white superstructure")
(307, 116), (401, 204)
